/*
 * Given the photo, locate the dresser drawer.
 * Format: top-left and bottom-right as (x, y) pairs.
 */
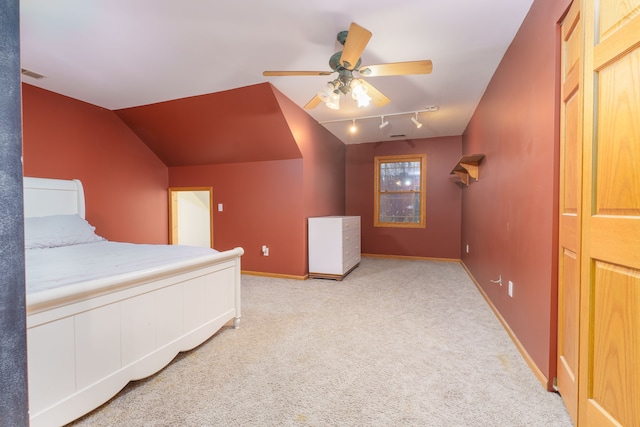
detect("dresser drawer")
(343, 227), (359, 244)
(342, 217), (360, 231)
(343, 253), (360, 274)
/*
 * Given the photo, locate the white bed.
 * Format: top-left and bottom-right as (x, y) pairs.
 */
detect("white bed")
(23, 177), (244, 427)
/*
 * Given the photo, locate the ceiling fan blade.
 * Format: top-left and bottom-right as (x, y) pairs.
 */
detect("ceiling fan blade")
(304, 95), (323, 109)
(359, 60), (433, 77)
(358, 79), (390, 107)
(263, 71), (334, 76)
(340, 22), (372, 70)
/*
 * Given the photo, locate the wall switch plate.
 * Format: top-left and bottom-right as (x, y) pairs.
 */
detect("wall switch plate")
(466, 244), (469, 253)
(217, 203), (223, 212)
(508, 281), (514, 297)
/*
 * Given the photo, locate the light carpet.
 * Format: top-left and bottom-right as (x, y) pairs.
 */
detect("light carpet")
(69, 257), (572, 426)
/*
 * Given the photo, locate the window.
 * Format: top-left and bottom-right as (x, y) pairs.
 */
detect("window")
(374, 154), (426, 228)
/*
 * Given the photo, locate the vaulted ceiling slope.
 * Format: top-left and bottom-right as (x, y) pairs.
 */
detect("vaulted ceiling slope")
(116, 83), (310, 167)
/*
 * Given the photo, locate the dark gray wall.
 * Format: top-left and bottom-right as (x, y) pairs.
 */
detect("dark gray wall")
(0, 0), (29, 424)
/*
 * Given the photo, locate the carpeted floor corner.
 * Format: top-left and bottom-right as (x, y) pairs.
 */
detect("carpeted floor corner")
(68, 257), (572, 426)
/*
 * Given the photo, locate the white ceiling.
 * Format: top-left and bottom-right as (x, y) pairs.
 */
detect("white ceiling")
(19, 0), (534, 145)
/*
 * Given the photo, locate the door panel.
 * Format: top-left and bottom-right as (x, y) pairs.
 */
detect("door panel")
(557, 2), (582, 423)
(558, 248), (579, 412)
(598, 0), (640, 41)
(580, 1), (640, 425)
(595, 49), (640, 217)
(590, 262), (640, 427)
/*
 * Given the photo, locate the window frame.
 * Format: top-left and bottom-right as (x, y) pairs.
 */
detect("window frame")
(374, 154), (427, 228)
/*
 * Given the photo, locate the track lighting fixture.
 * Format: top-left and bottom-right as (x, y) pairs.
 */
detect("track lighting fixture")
(379, 116), (389, 129)
(411, 112), (423, 128)
(319, 107), (438, 134)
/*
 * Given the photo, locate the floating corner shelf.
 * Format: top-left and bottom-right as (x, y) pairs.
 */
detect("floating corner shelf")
(450, 154), (485, 186)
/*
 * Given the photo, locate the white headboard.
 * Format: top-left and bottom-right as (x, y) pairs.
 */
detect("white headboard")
(23, 177), (86, 219)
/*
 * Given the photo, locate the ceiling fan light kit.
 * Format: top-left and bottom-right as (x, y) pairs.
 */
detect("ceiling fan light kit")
(319, 83), (342, 110)
(317, 82), (338, 102)
(263, 22), (433, 111)
(317, 79), (371, 108)
(325, 94), (340, 110)
(350, 79), (372, 107)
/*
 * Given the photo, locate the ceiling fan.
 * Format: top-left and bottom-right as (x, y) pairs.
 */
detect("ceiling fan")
(263, 22), (433, 110)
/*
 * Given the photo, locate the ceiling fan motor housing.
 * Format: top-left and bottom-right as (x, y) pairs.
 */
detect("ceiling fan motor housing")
(337, 30), (349, 45)
(329, 51), (360, 72)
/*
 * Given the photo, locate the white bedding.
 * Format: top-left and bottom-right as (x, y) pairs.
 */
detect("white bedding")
(25, 241), (219, 294)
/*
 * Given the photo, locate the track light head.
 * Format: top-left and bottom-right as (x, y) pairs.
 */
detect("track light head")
(411, 112), (423, 128)
(379, 116), (389, 129)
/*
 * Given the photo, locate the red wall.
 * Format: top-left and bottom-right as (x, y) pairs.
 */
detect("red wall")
(461, 0), (571, 386)
(21, 84), (169, 244)
(115, 83), (303, 167)
(345, 136), (462, 259)
(169, 160), (306, 276)
(169, 88), (347, 277)
(272, 87), (346, 220)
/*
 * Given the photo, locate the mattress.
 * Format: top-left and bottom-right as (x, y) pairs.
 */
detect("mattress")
(25, 241), (219, 295)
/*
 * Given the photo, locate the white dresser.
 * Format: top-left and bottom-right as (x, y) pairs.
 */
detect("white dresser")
(308, 216), (361, 280)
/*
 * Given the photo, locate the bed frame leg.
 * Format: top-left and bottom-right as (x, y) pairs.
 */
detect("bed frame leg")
(233, 317), (241, 329)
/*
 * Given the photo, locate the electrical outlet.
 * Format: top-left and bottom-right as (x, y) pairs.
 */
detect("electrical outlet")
(261, 245), (269, 256)
(508, 281), (514, 297)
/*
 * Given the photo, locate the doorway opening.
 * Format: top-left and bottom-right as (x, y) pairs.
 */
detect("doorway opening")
(168, 187), (213, 248)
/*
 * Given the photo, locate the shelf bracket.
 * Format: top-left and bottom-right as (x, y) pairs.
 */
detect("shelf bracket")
(460, 161), (480, 180)
(450, 154), (485, 186)
(453, 170), (470, 186)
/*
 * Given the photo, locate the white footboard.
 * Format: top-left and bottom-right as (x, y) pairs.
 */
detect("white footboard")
(27, 247), (243, 427)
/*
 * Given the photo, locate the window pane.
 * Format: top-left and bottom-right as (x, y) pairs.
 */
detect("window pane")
(379, 192), (421, 223)
(374, 154), (426, 228)
(379, 161), (421, 192)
